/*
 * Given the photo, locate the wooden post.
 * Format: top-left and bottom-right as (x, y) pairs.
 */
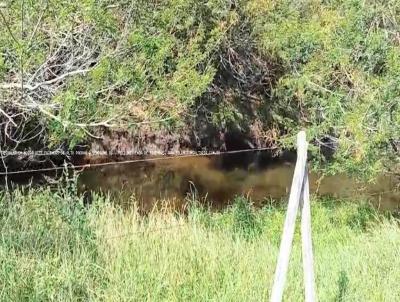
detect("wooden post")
(270, 131), (308, 302)
(300, 168), (316, 302)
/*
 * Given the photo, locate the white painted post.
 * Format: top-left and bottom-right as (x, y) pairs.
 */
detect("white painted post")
(300, 168), (316, 302)
(270, 131), (308, 302)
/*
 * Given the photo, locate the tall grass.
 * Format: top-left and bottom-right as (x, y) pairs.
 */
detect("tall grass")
(0, 188), (399, 301)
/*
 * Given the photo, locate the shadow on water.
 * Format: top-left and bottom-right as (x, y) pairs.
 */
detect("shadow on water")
(76, 152), (400, 212)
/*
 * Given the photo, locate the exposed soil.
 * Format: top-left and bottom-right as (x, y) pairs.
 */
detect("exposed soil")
(0, 118), (278, 180)
(75, 119), (278, 165)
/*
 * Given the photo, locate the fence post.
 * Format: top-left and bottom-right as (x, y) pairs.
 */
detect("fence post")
(300, 167), (316, 302)
(270, 131), (308, 302)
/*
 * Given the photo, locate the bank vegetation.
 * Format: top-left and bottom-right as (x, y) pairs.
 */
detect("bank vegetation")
(0, 0), (399, 177)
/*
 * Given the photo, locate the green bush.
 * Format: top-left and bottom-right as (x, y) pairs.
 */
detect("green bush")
(1, 0), (399, 178)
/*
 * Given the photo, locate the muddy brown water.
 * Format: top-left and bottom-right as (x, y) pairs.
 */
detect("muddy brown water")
(78, 152), (400, 212)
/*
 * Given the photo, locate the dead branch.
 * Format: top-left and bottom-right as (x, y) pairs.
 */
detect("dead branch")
(1, 68), (93, 91)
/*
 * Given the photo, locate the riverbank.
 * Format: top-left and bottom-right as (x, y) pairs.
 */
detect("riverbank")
(1, 187), (399, 301)
(1, 0), (400, 180)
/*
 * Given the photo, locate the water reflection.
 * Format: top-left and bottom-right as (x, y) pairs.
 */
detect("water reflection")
(78, 153), (400, 211)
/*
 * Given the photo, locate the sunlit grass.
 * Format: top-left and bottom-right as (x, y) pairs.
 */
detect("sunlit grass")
(0, 188), (399, 301)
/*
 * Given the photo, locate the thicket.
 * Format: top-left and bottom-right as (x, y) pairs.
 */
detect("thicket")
(0, 0), (399, 177)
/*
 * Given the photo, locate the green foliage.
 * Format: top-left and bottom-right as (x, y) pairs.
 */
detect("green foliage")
(248, 0), (400, 177)
(0, 54), (5, 80)
(1, 0), (399, 177)
(1, 0), (232, 142)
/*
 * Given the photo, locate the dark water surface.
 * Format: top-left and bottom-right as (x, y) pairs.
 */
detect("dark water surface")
(78, 152), (400, 212)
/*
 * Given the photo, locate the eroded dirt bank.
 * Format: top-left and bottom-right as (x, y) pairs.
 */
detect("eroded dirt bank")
(0, 120), (280, 185)
(74, 120), (279, 165)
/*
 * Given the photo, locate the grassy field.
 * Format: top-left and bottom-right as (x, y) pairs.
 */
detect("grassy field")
(0, 187), (399, 301)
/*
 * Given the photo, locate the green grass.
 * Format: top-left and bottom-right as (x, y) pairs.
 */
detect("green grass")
(0, 188), (399, 301)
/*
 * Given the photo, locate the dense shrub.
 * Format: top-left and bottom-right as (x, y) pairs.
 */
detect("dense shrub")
(0, 0), (399, 177)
